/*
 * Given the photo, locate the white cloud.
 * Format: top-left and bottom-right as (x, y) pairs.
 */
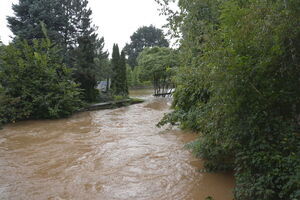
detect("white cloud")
(89, 0), (168, 53)
(0, 0), (168, 53)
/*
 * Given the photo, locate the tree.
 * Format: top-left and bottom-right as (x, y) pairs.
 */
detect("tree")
(111, 44), (121, 94)
(137, 47), (178, 95)
(64, 0), (99, 67)
(71, 1), (102, 102)
(7, 0), (93, 49)
(111, 44), (128, 96)
(157, 0), (300, 199)
(7, 0), (66, 43)
(72, 34), (98, 102)
(124, 25), (169, 68)
(0, 38), (82, 126)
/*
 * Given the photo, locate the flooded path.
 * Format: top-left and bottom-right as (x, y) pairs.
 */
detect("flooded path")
(0, 90), (234, 200)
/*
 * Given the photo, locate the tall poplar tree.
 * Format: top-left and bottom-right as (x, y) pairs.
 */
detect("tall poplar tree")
(111, 44), (121, 95)
(111, 45), (128, 96)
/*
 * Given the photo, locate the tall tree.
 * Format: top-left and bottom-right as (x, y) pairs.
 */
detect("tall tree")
(111, 44), (121, 94)
(124, 25), (169, 68)
(72, 34), (97, 102)
(71, 0), (100, 102)
(7, 0), (94, 59)
(137, 47), (177, 95)
(111, 45), (128, 96)
(7, 0), (64, 42)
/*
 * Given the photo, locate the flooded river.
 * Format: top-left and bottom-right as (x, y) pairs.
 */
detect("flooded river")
(0, 90), (234, 200)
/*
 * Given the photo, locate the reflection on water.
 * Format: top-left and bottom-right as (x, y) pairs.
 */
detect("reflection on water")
(0, 89), (234, 200)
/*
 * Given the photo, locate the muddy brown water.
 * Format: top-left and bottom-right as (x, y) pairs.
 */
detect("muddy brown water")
(0, 89), (234, 200)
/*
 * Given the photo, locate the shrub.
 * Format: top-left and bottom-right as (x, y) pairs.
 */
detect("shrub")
(0, 38), (83, 125)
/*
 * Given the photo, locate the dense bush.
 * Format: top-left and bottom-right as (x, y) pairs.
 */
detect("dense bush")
(0, 38), (83, 126)
(157, 0), (300, 199)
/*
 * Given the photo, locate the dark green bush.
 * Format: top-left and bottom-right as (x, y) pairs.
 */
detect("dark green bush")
(0, 38), (83, 125)
(158, 0), (300, 199)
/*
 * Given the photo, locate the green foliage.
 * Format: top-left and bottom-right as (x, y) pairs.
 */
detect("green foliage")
(0, 38), (83, 125)
(126, 65), (133, 87)
(7, 0), (97, 49)
(137, 46), (178, 85)
(73, 34), (98, 102)
(111, 44), (121, 94)
(7, 0), (65, 43)
(8, 0), (108, 103)
(124, 25), (169, 68)
(111, 44), (128, 96)
(67, 1), (105, 102)
(157, 0), (300, 199)
(94, 39), (110, 83)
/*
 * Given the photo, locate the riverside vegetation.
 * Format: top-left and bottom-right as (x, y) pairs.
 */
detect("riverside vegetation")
(0, 0), (163, 126)
(0, 0), (107, 126)
(156, 0), (300, 199)
(0, 0), (173, 128)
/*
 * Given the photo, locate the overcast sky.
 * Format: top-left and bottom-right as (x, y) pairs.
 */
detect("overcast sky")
(0, 0), (168, 53)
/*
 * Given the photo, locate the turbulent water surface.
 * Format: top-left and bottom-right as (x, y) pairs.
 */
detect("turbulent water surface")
(0, 89), (234, 200)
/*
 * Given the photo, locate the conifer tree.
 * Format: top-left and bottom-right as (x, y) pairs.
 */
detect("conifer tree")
(111, 45), (128, 96)
(7, 0), (91, 48)
(73, 34), (98, 102)
(71, 0), (99, 102)
(7, 0), (65, 43)
(111, 44), (121, 95)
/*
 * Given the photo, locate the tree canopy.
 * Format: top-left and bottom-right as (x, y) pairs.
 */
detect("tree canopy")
(137, 47), (178, 95)
(7, 0), (97, 49)
(137, 47), (177, 82)
(124, 25), (169, 68)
